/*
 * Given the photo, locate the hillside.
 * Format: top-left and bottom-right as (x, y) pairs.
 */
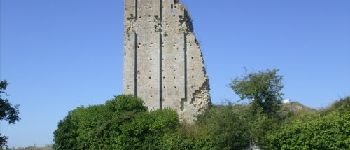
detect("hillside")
(281, 101), (315, 112)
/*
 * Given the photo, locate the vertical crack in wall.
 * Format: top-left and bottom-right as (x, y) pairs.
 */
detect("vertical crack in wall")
(159, 0), (163, 22)
(134, 32), (138, 96)
(159, 0), (163, 109)
(134, 0), (138, 19)
(181, 33), (188, 111)
(159, 33), (163, 109)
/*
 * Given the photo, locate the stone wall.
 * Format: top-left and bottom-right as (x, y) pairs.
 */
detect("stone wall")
(123, 0), (210, 123)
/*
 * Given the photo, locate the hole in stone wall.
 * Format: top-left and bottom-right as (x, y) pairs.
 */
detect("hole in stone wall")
(174, 77), (176, 79)
(174, 58), (177, 60)
(163, 76), (166, 79)
(174, 86), (177, 88)
(191, 57), (194, 59)
(149, 76), (152, 79)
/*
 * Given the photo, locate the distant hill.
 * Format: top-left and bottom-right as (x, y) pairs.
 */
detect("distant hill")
(11, 145), (53, 150)
(281, 101), (315, 112)
(280, 97), (350, 114)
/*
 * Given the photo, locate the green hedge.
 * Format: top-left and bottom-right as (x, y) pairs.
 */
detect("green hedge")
(266, 98), (350, 150)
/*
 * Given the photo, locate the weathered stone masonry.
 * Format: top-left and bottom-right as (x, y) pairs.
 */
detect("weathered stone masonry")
(123, 0), (210, 122)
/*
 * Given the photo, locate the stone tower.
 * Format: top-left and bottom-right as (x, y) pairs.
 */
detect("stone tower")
(123, 0), (210, 122)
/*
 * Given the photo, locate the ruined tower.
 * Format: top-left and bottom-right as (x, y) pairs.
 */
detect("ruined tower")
(123, 0), (210, 122)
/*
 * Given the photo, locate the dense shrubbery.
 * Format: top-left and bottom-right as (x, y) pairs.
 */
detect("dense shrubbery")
(54, 95), (350, 150)
(53, 95), (179, 150)
(161, 105), (252, 150)
(267, 111), (350, 149)
(53, 95), (257, 150)
(266, 97), (350, 149)
(53, 70), (350, 149)
(323, 97), (350, 114)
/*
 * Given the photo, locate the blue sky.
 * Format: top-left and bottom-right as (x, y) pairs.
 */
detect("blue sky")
(1, 0), (349, 147)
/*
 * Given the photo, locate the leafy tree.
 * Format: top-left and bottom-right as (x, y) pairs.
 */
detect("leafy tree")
(52, 110), (79, 150)
(230, 69), (283, 117)
(0, 80), (20, 148)
(230, 69), (284, 148)
(53, 95), (178, 150)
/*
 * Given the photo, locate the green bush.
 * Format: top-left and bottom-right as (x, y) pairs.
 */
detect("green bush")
(322, 97), (350, 114)
(53, 95), (178, 150)
(159, 105), (251, 150)
(266, 98), (350, 150)
(54, 94), (350, 150)
(198, 105), (251, 150)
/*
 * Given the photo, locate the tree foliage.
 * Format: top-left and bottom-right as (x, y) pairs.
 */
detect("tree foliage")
(264, 97), (350, 149)
(266, 111), (350, 149)
(54, 95), (350, 150)
(0, 80), (20, 148)
(197, 105), (251, 149)
(53, 69), (350, 149)
(322, 97), (350, 114)
(230, 69), (283, 116)
(229, 69), (285, 148)
(54, 95), (256, 150)
(158, 105), (252, 150)
(53, 95), (179, 150)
